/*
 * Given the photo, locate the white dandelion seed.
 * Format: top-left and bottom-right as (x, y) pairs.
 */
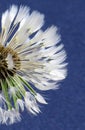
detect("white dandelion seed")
(0, 5), (67, 125)
(24, 92), (40, 115)
(16, 99), (24, 112)
(35, 93), (47, 104)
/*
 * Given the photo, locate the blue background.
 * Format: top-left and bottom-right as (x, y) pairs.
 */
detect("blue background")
(0, 0), (85, 130)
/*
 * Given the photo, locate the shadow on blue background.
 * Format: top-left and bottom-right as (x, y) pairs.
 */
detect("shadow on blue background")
(0, 0), (85, 130)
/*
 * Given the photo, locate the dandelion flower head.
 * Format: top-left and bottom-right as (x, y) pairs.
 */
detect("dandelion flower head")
(0, 5), (67, 124)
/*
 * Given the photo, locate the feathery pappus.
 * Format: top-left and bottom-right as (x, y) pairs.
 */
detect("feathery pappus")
(0, 5), (67, 124)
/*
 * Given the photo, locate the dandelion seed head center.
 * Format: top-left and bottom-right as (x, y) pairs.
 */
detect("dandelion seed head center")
(0, 45), (21, 79)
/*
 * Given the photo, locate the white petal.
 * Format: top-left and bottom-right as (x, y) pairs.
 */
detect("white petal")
(42, 26), (60, 47)
(50, 69), (66, 80)
(35, 93), (47, 104)
(28, 11), (44, 33)
(9, 5), (18, 22)
(1, 10), (9, 29)
(17, 99), (24, 111)
(14, 5), (30, 25)
(2, 109), (21, 125)
(24, 92), (40, 115)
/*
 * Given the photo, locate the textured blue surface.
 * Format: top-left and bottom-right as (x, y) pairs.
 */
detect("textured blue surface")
(0, 0), (85, 130)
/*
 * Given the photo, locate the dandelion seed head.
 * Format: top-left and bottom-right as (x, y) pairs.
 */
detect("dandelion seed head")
(0, 4), (67, 125)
